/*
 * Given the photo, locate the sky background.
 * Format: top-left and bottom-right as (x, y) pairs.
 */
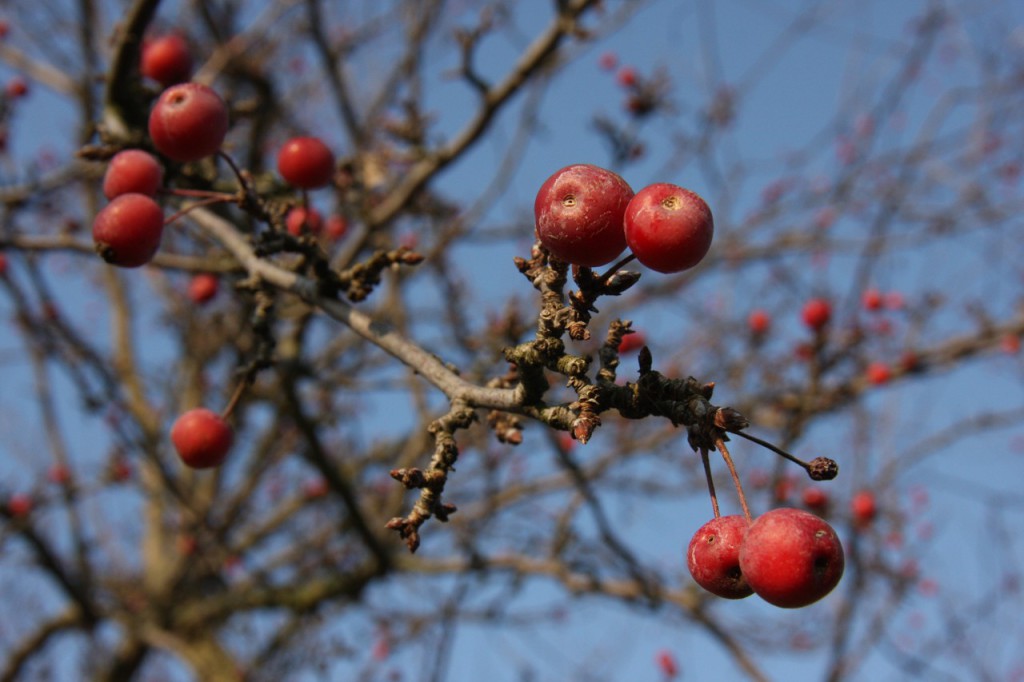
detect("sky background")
(1, 0), (1024, 680)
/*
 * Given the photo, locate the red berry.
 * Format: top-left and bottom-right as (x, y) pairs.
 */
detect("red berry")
(850, 490), (877, 527)
(655, 650), (679, 679)
(801, 487), (829, 512)
(92, 193), (165, 267)
(1001, 334), (1021, 355)
(748, 309), (771, 335)
(277, 136), (335, 189)
(6, 493), (32, 518)
(687, 515), (754, 599)
(534, 164), (632, 267)
(598, 51), (618, 71)
(0, 252), (7, 276)
(861, 288), (883, 311)
(739, 508), (845, 608)
(285, 206), (323, 236)
(103, 149), (164, 199)
(170, 408), (233, 469)
(140, 33), (193, 86)
(0, 21), (9, 39)
(5, 76), (27, 98)
(187, 273), (219, 304)
(617, 66), (637, 87)
(325, 215), (348, 240)
(47, 464), (72, 486)
(304, 478), (329, 499)
(801, 298), (832, 331)
(148, 83), (229, 162)
(623, 183), (714, 273)
(617, 330), (646, 354)
(866, 361), (891, 385)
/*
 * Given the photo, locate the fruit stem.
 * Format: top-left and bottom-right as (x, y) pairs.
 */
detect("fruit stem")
(164, 196), (233, 225)
(699, 446), (720, 518)
(731, 429), (813, 473)
(715, 436), (752, 523)
(163, 188), (236, 201)
(220, 378), (250, 421)
(596, 253), (637, 283)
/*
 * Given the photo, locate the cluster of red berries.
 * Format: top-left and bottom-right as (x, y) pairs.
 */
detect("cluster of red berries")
(687, 508), (845, 608)
(534, 164), (713, 273)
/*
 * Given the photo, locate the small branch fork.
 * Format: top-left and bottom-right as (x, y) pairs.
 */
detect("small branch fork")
(386, 402), (478, 552)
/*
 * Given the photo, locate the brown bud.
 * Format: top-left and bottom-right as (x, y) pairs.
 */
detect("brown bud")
(713, 407), (749, 431)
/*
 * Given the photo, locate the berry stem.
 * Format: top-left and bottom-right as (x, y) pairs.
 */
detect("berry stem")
(731, 429), (822, 478)
(164, 196), (234, 225)
(699, 446), (720, 518)
(163, 188), (236, 201)
(596, 253), (637, 283)
(220, 378), (250, 421)
(715, 436), (752, 523)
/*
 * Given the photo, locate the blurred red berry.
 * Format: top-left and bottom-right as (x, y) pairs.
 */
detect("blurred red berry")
(6, 76), (28, 98)
(286, 206), (324, 236)
(141, 33), (193, 86)
(187, 273), (219, 304)
(618, 331), (646, 353)
(866, 362), (892, 385)
(801, 298), (832, 331)
(861, 288), (883, 311)
(851, 490), (877, 527)
(617, 66), (637, 87)
(655, 650), (679, 679)
(748, 309), (771, 335)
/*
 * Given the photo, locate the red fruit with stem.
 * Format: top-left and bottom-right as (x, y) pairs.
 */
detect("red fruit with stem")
(285, 206), (323, 235)
(148, 83), (229, 162)
(534, 164), (633, 267)
(623, 183), (714, 273)
(739, 507), (845, 608)
(188, 273), (219, 304)
(92, 193), (165, 268)
(277, 136), (335, 189)
(801, 297), (832, 331)
(851, 490), (877, 527)
(687, 515), (754, 599)
(103, 149), (164, 199)
(170, 408), (233, 469)
(140, 33), (193, 86)
(748, 309), (771, 335)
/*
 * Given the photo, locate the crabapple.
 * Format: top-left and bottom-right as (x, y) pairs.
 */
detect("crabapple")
(277, 136), (335, 189)
(534, 164), (633, 267)
(748, 309), (771, 335)
(187, 273), (219, 304)
(103, 149), (164, 199)
(148, 83), (229, 162)
(801, 297), (832, 331)
(170, 408), (233, 469)
(617, 66), (637, 87)
(739, 507), (845, 608)
(866, 362), (892, 385)
(617, 330), (646, 354)
(862, 288), (883, 311)
(801, 487), (829, 512)
(623, 183), (714, 273)
(6, 493), (32, 518)
(92, 193), (164, 268)
(5, 76), (27, 98)
(325, 215), (348, 240)
(285, 206), (323, 235)
(140, 33), (193, 86)
(851, 490), (877, 527)
(687, 515), (754, 599)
